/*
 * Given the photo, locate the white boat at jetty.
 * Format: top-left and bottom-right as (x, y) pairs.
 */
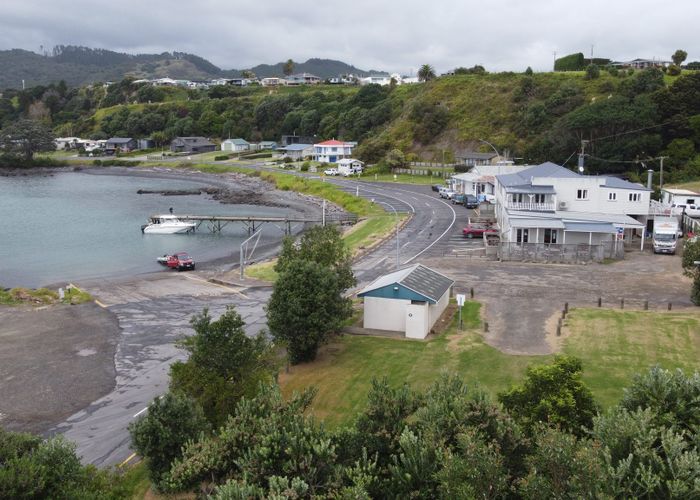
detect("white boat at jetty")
(142, 215), (196, 234)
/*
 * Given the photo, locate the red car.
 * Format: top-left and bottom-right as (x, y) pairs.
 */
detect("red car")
(462, 224), (497, 239)
(158, 252), (195, 271)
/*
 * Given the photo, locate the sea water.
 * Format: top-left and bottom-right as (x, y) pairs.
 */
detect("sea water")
(0, 172), (297, 288)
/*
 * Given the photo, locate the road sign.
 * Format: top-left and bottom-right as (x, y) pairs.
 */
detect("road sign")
(456, 294), (466, 306)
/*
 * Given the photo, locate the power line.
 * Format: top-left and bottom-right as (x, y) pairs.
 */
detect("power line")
(586, 115), (687, 144)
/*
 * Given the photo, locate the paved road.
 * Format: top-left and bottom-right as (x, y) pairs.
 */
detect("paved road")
(51, 177), (458, 467)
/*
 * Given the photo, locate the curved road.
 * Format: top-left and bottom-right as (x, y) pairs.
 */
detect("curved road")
(51, 175), (457, 467)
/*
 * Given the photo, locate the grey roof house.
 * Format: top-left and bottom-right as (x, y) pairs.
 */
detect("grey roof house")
(170, 137), (216, 153)
(105, 137), (137, 152)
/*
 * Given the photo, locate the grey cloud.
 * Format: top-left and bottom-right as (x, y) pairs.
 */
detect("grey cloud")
(1, 0), (698, 73)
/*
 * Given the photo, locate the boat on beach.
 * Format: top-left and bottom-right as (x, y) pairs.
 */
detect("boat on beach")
(141, 215), (196, 234)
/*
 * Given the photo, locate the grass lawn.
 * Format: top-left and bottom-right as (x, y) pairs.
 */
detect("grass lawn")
(671, 180), (700, 192)
(358, 172), (451, 185)
(562, 308), (700, 408)
(278, 305), (700, 428)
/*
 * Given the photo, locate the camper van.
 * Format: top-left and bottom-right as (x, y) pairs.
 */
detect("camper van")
(652, 217), (680, 254)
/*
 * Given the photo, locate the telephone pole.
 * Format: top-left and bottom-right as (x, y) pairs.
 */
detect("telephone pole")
(658, 156), (668, 190)
(578, 140), (589, 173)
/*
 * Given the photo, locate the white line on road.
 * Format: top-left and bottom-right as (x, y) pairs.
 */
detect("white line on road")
(133, 407), (148, 418)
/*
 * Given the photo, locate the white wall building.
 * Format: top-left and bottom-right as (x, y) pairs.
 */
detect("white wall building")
(313, 140), (355, 163)
(221, 138), (250, 152)
(451, 164), (529, 197)
(494, 162), (651, 254)
(358, 265), (454, 340)
(660, 188), (700, 207)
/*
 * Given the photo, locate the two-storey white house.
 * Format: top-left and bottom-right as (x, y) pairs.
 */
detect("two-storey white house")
(450, 165), (529, 197)
(494, 162), (651, 257)
(313, 140), (355, 163)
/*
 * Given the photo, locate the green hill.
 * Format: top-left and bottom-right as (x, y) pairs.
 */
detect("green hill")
(0, 46), (381, 89)
(3, 67), (700, 183)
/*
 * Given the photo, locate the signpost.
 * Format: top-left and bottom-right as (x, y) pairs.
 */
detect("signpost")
(456, 293), (466, 330)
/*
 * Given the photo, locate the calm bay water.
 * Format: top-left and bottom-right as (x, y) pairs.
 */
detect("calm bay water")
(0, 172), (296, 288)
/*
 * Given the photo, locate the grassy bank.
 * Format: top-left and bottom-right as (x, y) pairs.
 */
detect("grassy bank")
(0, 285), (92, 306)
(279, 305), (700, 427)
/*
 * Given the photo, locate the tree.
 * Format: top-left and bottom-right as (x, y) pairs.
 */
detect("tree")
(283, 59), (295, 76)
(418, 64), (436, 82)
(129, 392), (210, 489)
(672, 49), (688, 66)
(267, 259), (352, 363)
(169, 306), (278, 426)
(524, 66), (534, 76)
(241, 70), (256, 79)
(667, 64), (682, 76)
(682, 238), (700, 304)
(0, 119), (55, 161)
(385, 148), (406, 171)
(498, 356), (599, 436)
(585, 63), (600, 80)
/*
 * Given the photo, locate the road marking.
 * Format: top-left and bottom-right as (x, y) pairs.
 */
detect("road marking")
(133, 406), (148, 418)
(94, 300), (108, 308)
(119, 453), (137, 467)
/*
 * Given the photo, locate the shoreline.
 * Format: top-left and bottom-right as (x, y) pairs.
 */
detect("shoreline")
(2, 164), (347, 289)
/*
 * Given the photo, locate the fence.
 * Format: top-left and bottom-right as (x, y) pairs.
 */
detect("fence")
(394, 168), (452, 178)
(498, 241), (625, 263)
(408, 161), (458, 168)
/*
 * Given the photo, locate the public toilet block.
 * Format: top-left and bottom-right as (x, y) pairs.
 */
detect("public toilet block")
(357, 264), (454, 339)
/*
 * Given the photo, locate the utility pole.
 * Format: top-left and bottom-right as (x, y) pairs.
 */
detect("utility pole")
(659, 156), (668, 190)
(590, 44), (595, 64)
(553, 51), (557, 70)
(578, 140), (589, 173)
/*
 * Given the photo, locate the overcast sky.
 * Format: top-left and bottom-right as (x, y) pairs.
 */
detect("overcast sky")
(1, 0), (698, 74)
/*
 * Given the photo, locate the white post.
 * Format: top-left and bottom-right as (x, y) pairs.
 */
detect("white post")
(563, 230), (566, 244)
(536, 227), (540, 244)
(589, 232), (592, 245)
(641, 228), (645, 251)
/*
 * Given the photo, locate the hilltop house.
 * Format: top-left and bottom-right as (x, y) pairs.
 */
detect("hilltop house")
(105, 137), (137, 153)
(313, 139), (355, 163)
(286, 73), (321, 85)
(358, 264), (454, 340)
(170, 137), (216, 153)
(221, 138), (250, 152)
(494, 162), (651, 259)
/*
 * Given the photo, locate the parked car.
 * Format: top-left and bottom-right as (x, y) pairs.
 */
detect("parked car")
(158, 252), (195, 271)
(452, 193), (466, 205)
(323, 168), (339, 176)
(431, 184), (442, 192)
(462, 223), (497, 239)
(440, 188), (456, 199)
(464, 194), (479, 208)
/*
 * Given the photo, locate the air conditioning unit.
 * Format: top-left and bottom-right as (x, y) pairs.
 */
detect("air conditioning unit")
(558, 201), (568, 210)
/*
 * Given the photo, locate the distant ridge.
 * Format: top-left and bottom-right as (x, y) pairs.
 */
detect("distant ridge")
(0, 46), (384, 89)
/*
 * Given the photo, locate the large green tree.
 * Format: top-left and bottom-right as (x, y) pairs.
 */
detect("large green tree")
(0, 119), (55, 161)
(672, 49), (688, 66)
(283, 59), (295, 76)
(498, 356), (599, 436)
(128, 392), (210, 489)
(682, 238), (700, 304)
(169, 306), (278, 426)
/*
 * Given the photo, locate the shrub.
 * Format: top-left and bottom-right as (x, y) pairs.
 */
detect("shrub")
(213, 154), (230, 161)
(585, 64), (600, 80)
(283, 156), (293, 163)
(667, 64), (682, 76)
(300, 161), (310, 172)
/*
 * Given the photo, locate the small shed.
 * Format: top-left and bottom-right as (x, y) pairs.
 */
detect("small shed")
(221, 138), (250, 152)
(170, 137), (216, 153)
(358, 264), (454, 339)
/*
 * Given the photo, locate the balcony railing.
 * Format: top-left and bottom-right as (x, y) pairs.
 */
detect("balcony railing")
(506, 201), (555, 211)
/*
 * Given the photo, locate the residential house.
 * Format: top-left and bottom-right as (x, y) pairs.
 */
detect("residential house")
(261, 77), (285, 86)
(494, 162), (651, 258)
(660, 188), (700, 207)
(313, 139), (355, 163)
(358, 264), (454, 340)
(170, 137), (216, 153)
(54, 137), (80, 150)
(137, 138), (155, 150)
(285, 73), (321, 85)
(279, 143), (313, 161)
(221, 138), (251, 152)
(258, 140), (278, 150)
(337, 158), (364, 171)
(451, 164), (529, 197)
(360, 75), (393, 86)
(610, 58), (672, 69)
(105, 137), (137, 153)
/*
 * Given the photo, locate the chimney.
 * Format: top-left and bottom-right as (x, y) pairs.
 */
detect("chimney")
(647, 169), (653, 190)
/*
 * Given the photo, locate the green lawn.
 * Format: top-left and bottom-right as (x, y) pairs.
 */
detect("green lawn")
(279, 305), (700, 427)
(358, 172), (451, 185)
(671, 180), (700, 192)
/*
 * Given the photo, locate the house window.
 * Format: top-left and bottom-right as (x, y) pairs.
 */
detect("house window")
(577, 189), (588, 200)
(544, 228), (558, 244)
(629, 193), (640, 202)
(608, 192), (617, 201)
(512, 193), (523, 203)
(516, 228), (529, 243)
(534, 194), (546, 204)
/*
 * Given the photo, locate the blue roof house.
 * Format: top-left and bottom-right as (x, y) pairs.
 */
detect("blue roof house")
(358, 264), (454, 339)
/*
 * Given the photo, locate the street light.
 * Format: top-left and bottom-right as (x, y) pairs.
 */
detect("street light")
(478, 139), (501, 164)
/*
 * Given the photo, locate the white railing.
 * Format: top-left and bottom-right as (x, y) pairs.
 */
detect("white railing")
(506, 201), (555, 211)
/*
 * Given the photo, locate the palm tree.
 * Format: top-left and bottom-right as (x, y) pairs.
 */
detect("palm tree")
(418, 64), (436, 82)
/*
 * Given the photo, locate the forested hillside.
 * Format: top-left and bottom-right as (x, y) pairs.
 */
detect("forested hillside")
(3, 67), (700, 182)
(0, 46), (379, 89)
